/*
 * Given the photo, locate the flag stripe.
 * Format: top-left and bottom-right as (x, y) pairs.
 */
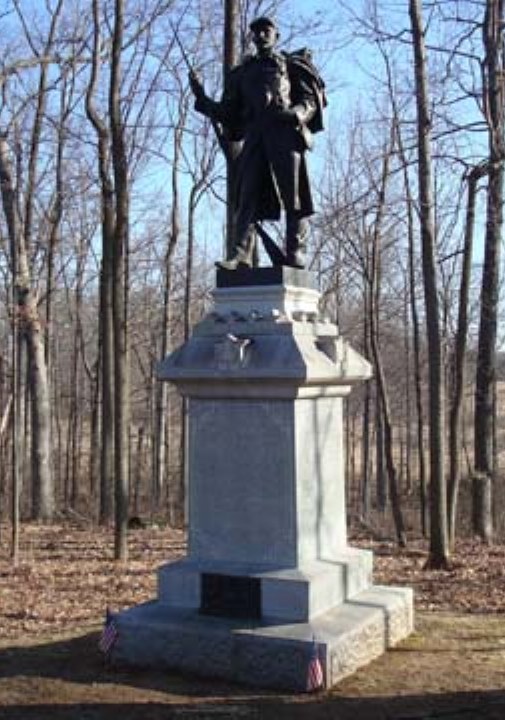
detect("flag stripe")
(306, 641), (324, 692)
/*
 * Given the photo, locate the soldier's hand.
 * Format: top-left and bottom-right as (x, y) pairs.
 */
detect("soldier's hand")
(189, 71), (205, 99)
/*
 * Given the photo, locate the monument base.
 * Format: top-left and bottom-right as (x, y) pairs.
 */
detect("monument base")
(157, 549), (374, 622)
(113, 268), (414, 691)
(112, 583), (413, 691)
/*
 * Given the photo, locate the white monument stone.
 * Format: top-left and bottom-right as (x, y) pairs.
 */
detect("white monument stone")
(112, 267), (413, 691)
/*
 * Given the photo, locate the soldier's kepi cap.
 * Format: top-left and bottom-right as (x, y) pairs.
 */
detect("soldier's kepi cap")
(249, 16), (277, 33)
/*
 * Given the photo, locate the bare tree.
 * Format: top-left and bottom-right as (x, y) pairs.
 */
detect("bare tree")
(409, 0), (450, 568)
(448, 165), (487, 545)
(85, 0), (116, 526)
(0, 133), (22, 559)
(109, 0), (131, 561)
(473, 0), (505, 543)
(152, 97), (185, 523)
(367, 131), (407, 547)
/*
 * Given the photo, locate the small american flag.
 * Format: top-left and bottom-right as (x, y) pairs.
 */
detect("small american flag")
(306, 637), (324, 692)
(98, 608), (118, 655)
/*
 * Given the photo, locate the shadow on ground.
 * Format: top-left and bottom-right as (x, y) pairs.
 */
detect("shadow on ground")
(1, 692), (505, 720)
(1, 622), (505, 720)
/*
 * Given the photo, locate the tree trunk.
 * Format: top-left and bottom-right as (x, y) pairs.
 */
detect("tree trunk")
(368, 137), (407, 547)
(89, 364), (101, 514)
(0, 134), (21, 556)
(375, 394), (387, 513)
(178, 186), (198, 525)
(382, 38), (428, 536)
(397, 118), (428, 536)
(224, 0), (240, 258)
(109, 0), (130, 561)
(19, 2), (65, 522)
(472, 471), (493, 540)
(409, 0), (450, 568)
(361, 273), (372, 518)
(85, 0), (116, 525)
(0, 133), (54, 522)
(153, 117), (183, 520)
(133, 426), (144, 516)
(448, 167), (484, 544)
(28, 320), (54, 520)
(153, 261), (171, 517)
(11, 300), (21, 565)
(473, 0), (504, 543)
(403, 276), (413, 496)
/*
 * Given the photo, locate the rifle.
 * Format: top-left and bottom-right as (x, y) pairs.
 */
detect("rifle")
(254, 223), (287, 266)
(169, 21), (227, 155)
(170, 21), (198, 83)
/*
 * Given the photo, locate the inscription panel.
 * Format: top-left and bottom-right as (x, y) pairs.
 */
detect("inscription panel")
(200, 573), (261, 619)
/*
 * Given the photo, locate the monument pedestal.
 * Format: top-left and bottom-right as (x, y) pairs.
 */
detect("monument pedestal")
(113, 268), (413, 691)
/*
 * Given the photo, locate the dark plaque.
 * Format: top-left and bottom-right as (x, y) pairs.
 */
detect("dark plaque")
(200, 573), (261, 619)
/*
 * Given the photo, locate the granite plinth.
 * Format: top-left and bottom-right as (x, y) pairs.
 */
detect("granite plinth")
(158, 548), (373, 622)
(211, 283), (321, 321)
(112, 584), (413, 692)
(157, 291), (371, 395)
(156, 288), (370, 571)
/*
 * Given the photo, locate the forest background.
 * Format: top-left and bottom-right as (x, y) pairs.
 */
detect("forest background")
(0, 0), (504, 572)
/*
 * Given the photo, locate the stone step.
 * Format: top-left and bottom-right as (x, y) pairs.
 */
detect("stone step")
(158, 549), (374, 623)
(112, 583), (413, 692)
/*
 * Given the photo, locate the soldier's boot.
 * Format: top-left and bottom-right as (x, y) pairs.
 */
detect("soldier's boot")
(285, 214), (308, 269)
(215, 224), (255, 271)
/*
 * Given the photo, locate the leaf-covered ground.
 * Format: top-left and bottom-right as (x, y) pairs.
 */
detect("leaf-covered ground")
(0, 523), (185, 639)
(1, 523), (505, 639)
(357, 536), (505, 614)
(1, 523), (505, 719)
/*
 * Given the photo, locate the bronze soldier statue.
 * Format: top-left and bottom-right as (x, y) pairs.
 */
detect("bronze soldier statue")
(189, 16), (326, 271)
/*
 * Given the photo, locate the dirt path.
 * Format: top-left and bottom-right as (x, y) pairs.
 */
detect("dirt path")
(1, 612), (505, 719)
